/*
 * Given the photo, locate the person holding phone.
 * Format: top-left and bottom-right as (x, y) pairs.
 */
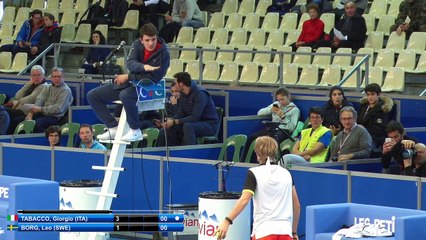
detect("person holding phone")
(242, 87), (300, 163)
(322, 86), (353, 136)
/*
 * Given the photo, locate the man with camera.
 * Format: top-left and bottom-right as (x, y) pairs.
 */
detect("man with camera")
(403, 143), (426, 177)
(381, 121), (418, 174)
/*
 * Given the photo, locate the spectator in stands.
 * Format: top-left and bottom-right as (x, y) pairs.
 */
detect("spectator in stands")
(322, 86), (353, 136)
(390, 0), (426, 37)
(290, 4), (324, 51)
(242, 87), (300, 163)
(45, 125), (62, 147)
(329, 106), (372, 161)
(81, 31), (111, 74)
(0, 106), (10, 135)
(157, 72), (219, 146)
(317, 2), (367, 52)
(129, 0), (171, 29)
(357, 83), (393, 148)
(159, 0), (205, 42)
(5, 65), (48, 133)
(21, 67), (73, 133)
(215, 136), (300, 240)
(30, 13), (61, 57)
(382, 120), (418, 174)
(79, 124), (107, 150)
(88, 23), (170, 142)
(105, 0), (129, 27)
(333, 0), (367, 23)
(153, 81), (181, 128)
(282, 107), (332, 165)
(0, 9), (44, 56)
(403, 143), (426, 177)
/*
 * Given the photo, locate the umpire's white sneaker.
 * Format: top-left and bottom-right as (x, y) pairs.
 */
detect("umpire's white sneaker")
(121, 129), (143, 142)
(97, 127), (117, 140)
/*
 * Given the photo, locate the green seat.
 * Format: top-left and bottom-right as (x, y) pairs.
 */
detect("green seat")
(0, 94), (6, 105)
(291, 121), (305, 138)
(244, 140), (256, 163)
(217, 134), (247, 162)
(303, 117), (310, 129)
(197, 107), (224, 144)
(132, 128), (160, 148)
(14, 120), (35, 134)
(280, 138), (296, 154)
(91, 124), (106, 138)
(61, 122), (80, 147)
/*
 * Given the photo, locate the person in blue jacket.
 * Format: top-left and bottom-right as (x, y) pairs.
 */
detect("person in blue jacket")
(81, 30), (111, 74)
(0, 9), (44, 56)
(87, 23), (170, 142)
(157, 72), (219, 146)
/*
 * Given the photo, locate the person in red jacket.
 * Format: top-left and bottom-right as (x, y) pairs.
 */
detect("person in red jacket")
(290, 4), (324, 51)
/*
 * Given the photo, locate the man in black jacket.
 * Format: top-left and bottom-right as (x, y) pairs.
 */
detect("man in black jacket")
(403, 143), (426, 177)
(382, 121), (418, 174)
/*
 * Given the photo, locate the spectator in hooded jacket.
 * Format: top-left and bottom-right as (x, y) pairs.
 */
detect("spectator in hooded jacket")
(0, 9), (44, 56)
(30, 13), (61, 57)
(357, 83), (394, 148)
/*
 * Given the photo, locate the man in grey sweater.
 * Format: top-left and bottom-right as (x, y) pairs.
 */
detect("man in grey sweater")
(25, 67), (73, 133)
(329, 106), (372, 162)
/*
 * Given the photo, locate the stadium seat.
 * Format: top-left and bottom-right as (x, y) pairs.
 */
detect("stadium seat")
(331, 48), (352, 68)
(411, 51), (426, 73)
(258, 63), (279, 84)
(282, 63), (299, 85)
(362, 14), (376, 35)
(253, 46), (272, 65)
(208, 12), (225, 29)
(353, 48), (374, 69)
(364, 31), (384, 52)
(203, 61), (220, 81)
(166, 59), (184, 79)
(221, 0), (238, 16)
(30, 0), (45, 10)
(242, 13), (260, 31)
(229, 28), (248, 46)
(175, 26), (194, 45)
(319, 65), (342, 86)
(298, 64), (319, 86)
(406, 32), (426, 53)
(239, 62), (259, 83)
(386, 31), (406, 53)
(216, 45), (235, 63)
(95, 24), (108, 40)
(376, 15), (395, 36)
(375, 49), (395, 71)
(116, 57), (126, 73)
(0, 23), (14, 39)
(210, 28), (229, 46)
(395, 49), (416, 71)
(60, 24), (76, 42)
(193, 27), (211, 47)
(368, 0), (388, 17)
(61, 123), (80, 147)
(320, 13), (335, 34)
(362, 66), (384, 87)
(199, 44), (217, 62)
(266, 29), (285, 49)
(218, 62), (239, 82)
(74, 0), (89, 13)
(234, 45), (253, 64)
(261, 12), (280, 32)
(0, 53), (27, 73)
(110, 10), (139, 30)
(14, 120), (35, 134)
(297, 13), (310, 30)
(45, 0), (59, 11)
(70, 23), (91, 43)
(238, 0), (255, 15)
(280, 12), (298, 33)
(217, 134), (247, 162)
(312, 47), (332, 69)
(284, 29), (301, 46)
(1, 7), (16, 25)
(224, 13), (243, 30)
(273, 45), (292, 64)
(179, 43), (197, 63)
(14, 7), (31, 26)
(59, 0), (74, 12)
(0, 36), (14, 47)
(184, 60), (201, 80)
(255, 0), (272, 16)
(342, 66), (362, 88)
(387, 0), (404, 18)
(292, 46), (312, 67)
(382, 67), (405, 92)
(60, 9), (77, 26)
(247, 28), (266, 48)
(0, 52), (12, 71)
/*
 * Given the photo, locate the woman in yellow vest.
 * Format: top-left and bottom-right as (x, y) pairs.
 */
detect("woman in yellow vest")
(281, 107), (332, 165)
